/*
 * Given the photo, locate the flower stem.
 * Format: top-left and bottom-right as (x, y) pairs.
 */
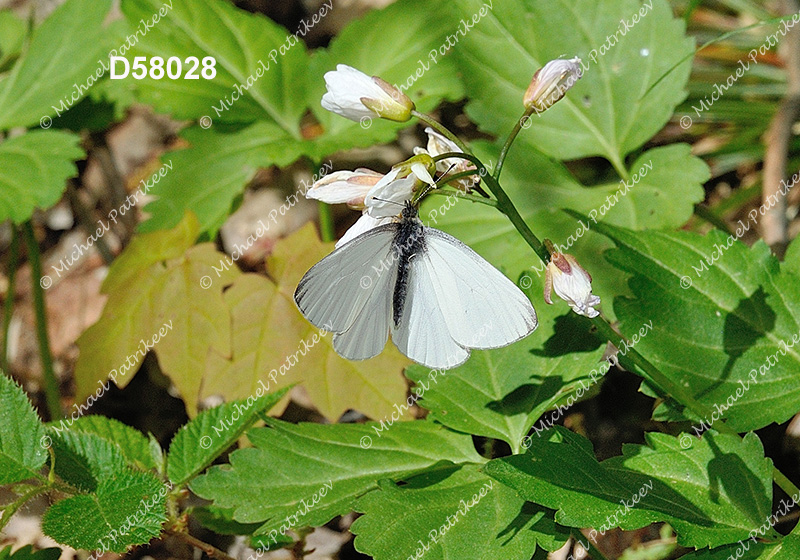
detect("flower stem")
(426, 188), (498, 208)
(495, 108), (534, 181)
(317, 201), (336, 242)
(22, 222), (61, 420)
(411, 110), (472, 154)
(1, 226), (20, 373)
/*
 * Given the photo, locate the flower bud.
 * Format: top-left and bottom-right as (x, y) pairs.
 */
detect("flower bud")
(544, 252), (600, 318)
(321, 64), (415, 123)
(523, 57), (582, 113)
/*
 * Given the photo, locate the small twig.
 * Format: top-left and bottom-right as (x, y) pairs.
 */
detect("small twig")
(761, 0), (800, 256)
(1, 225), (20, 372)
(65, 181), (115, 265)
(22, 222), (61, 420)
(165, 528), (238, 560)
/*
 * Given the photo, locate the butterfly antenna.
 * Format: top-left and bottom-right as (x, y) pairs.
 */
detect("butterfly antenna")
(369, 196), (405, 207)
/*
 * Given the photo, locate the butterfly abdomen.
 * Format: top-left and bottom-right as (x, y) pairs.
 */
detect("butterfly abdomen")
(392, 218), (425, 326)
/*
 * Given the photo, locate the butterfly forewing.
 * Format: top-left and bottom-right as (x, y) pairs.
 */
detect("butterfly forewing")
(294, 225), (397, 333)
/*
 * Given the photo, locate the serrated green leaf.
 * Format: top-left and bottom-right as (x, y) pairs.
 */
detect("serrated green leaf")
(589, 221), (800, 431)
(405, 314), (605, 451)
(167, 387), (289, 486)
(352, 464), (568, 560)
(0, 130), (83, 224)
(48, 430), (128, 492)
(453, 0), (693, 168)
(68, 416), (156, 471)
(0, 374), (47, 484)
(0, 0), (115, 129)
(486, 428), (774, 549)
(191, 420), (483, 529)
(41, 469), (167, 553)
(676, 522), (800, 559)
(0, 545), (61, 560)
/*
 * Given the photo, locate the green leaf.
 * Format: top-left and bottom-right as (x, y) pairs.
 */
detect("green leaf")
(486, 428), (774, 549)
(676, 522), (800, 559)
(193, 506), (262, 536)
(590, 221), (800, 431)
(0, 373), (47, 484)
(121, 0), (308, 132)
(0, 130), (83, 224)
(191, 420), (483, 529)
(68, 416), (156, 471)
(48, 430), (128, 492)
(0, 11), (27, 71)
(404, 314), (606, 452)
(452, 0), (693, 168)
(41, 469), (168, 553)
(167, 387), (289, 486)
(428, 140), (708, 318)
(352, 465), (568, 560)
(138, 124), (302, 234)
(0, 545), (61, 560)
(0, 0), (115, 129)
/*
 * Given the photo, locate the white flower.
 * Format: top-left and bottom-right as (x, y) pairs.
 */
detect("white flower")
(336, 213), (393, 248)
(544, 252), (600, 318)
(321, 64), (415, 122)
(364, 157), (436, 218)
(414, 127), (478, 191)
(305, 168), (383, 209)
(523, 57), (583, 113)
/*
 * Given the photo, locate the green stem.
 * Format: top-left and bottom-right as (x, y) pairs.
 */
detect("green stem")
(426, 188), (498, 208)
(495, 108), (534, 181)
(411, 110), (472, 154)
(317, 201), (336, 243)
(1, 226), (20, 372)
(22, 222), (61, 420)
(0, 484), (47, 532)
(694, 204), (734, 236)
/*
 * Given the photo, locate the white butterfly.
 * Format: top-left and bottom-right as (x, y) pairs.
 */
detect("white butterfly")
(294, 202), (537, 369)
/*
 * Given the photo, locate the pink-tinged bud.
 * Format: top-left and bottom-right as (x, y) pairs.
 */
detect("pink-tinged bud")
(305, 168), (383, 209)
(523, 57), (583, 113)
(321, 64), (415, 123)
(544, 252), (600, 318)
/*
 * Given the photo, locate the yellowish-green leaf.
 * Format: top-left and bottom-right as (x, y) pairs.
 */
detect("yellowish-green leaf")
(74, 213), (240, 415)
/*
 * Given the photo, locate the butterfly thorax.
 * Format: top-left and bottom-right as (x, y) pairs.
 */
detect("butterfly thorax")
(392, 207), (425, 326)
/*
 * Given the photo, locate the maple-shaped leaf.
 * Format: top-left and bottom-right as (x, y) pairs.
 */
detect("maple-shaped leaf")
(74, 213), (240, 415)
(202, 224), (411, 421)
